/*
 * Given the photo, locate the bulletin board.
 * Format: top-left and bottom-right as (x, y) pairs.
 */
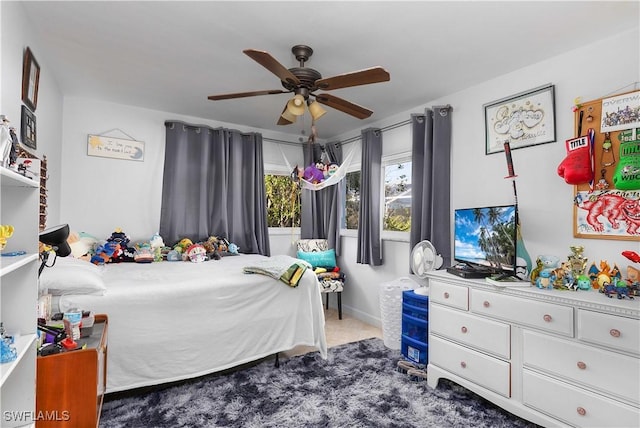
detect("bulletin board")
(572, 89), (640, 241)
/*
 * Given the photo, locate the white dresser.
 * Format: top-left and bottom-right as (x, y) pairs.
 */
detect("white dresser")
(426, 270), (640, 428)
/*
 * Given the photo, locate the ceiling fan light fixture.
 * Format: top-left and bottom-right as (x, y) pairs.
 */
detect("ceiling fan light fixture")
(286, 94), (306, 116)
(308, 100), (327, 121)
(281, 108), (297, 123)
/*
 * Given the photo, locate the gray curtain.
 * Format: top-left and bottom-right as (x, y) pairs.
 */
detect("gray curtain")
(160, 120), (270, 255)
(357, 128), (382, 266)
(300, 142), (343, 255)
(410, 106), (452, 268)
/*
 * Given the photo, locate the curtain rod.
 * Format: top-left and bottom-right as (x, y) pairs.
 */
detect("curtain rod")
(338, 118), (412, 146)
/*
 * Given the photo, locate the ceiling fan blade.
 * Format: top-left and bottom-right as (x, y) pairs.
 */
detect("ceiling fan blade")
(314, 93), (373, 119)
(315, 67), (390, 91)
(207, 89), (288, 101)
(243, 49), (300, 86)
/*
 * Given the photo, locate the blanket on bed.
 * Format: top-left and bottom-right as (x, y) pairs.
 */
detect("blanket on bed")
(57, 254), (327, 393)
(242, 255), (310, 287)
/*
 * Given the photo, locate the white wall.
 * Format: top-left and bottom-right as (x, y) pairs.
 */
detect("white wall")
(59, 97), (305, 242)
(335, 28), (640, 327)
(1, 1), (64, 227)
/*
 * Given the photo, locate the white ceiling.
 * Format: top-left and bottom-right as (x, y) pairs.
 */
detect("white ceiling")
(20, 1), (640, 140)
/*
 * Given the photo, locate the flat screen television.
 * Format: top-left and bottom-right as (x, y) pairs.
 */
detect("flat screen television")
(450, 204), (518, 278)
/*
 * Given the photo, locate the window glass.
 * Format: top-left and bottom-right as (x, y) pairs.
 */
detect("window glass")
(344, 171), (360, 229)
(265, 174), (300, 227)
(384, 161), (411, 232)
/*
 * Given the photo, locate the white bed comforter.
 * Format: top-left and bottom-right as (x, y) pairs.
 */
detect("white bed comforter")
(59, 254), (327, 393)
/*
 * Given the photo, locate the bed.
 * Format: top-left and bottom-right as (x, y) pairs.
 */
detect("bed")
(41, 254), (327, 393)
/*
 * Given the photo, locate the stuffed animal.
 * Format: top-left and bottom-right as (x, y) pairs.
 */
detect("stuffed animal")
(303, 163), (324, 184)
(186, 244), (207, 263)
(133, 242), (154, 263)
(150, 233), (165, 262)
(107, 228), (134, 262)
(90, 241), (120, 265)
(67, 231), (97, 261)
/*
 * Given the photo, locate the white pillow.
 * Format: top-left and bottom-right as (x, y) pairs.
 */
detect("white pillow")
(39, 256), (106, 296)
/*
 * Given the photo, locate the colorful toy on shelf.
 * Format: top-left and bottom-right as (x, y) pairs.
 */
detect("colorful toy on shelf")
(530, 255), (560, 286)
(587, 260), (621, 289)
(0, 224), (14, 251)
(576, 275), (592, 291)
(602, 278), (634, 300)
(535, 270), (556, 290)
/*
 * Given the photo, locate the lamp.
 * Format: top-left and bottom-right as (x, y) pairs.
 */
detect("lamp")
(280, 108), (297, 124)
(39, 224), (70, 276)
(307, 100), (327, 121)
(285, 94), (306, 116)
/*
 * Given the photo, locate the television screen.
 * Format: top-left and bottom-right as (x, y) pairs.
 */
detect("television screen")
(453, 204), (518, 274)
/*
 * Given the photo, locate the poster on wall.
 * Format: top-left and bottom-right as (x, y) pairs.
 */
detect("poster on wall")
(574, 189), (640, 240)
(600, 90), (640, 133)
(87, 134), (144, 161)
(484, 84), (556, 154)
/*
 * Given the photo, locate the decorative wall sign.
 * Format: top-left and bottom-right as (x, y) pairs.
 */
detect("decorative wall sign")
(87, 134), (145, 161)
(20, 105), (37, 150)
(21, 47), (40, 111)
(600, 90), (640, 133)
(484, 84), (556, 154)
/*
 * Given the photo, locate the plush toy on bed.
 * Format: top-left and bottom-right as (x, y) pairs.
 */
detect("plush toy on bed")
(67, 231), (97, 261)
(133, 242), (154, 263)
(106, 228), (135, 263)
(150, 233), (165, 262)
(90, 241), (121, 265)
(202, 236), (222, 260)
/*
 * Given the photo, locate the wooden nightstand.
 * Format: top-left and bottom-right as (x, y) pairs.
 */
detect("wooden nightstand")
(36, 314), (108, 428)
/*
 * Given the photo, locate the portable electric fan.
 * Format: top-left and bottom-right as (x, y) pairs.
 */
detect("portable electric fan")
(410, 240), (443, 296)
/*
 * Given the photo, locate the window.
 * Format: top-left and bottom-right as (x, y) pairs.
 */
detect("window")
(344, 171), (360, 229)
(383, 160), (412, 232)
(264, 174), (301, 227)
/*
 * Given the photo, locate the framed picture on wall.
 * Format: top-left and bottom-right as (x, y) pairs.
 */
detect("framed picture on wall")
(21, 47), (40, 111)
(21, 105), (37, 150)
(484, 84), (556, 155)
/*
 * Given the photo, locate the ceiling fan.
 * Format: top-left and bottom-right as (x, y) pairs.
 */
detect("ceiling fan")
(207, 45), (390, 125)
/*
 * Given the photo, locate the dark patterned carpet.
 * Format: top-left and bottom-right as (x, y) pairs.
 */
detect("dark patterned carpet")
(100, 338), (540, 427)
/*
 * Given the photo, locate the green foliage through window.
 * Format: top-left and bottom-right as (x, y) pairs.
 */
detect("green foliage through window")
(265, 175), (301, 227)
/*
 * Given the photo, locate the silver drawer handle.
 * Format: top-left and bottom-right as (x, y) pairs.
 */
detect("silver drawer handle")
(576, 407), (586, 416)
(610, 328), (621, 338)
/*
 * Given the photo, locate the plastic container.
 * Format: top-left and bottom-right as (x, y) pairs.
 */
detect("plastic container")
(379, 277), (419, 349)
(402, 289), (428, 309)
(402, 313), (428, 342)
(401, 334), (428, 366)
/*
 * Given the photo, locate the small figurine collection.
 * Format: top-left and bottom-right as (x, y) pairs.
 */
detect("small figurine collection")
(69, 228), (239, 265)
(528, 245), (639, 299)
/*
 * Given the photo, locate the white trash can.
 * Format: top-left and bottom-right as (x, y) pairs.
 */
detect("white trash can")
(379, 276), (419, 349)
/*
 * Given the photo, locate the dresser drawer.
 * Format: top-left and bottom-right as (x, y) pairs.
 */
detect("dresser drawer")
(430, 304), (510, 359)
(429, 280), (468, 310)
(470, 289), (574, 337)
(523, 330), (640, 405)
(523, 369), (640, 428)
(577, 309), (639, 356)
(429, 335), (510, 397)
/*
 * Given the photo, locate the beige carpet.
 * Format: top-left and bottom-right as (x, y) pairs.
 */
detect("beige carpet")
(283, 308), (382, 358)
